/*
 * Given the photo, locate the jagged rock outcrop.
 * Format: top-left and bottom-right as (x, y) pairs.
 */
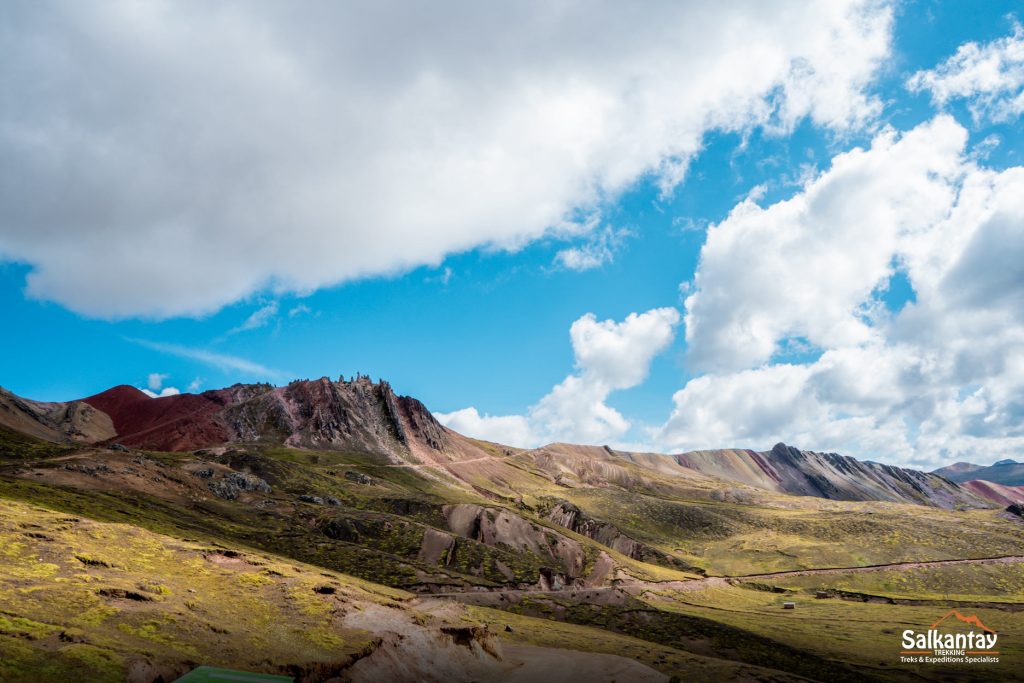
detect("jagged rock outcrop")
(217, 375), (451, 456)
(443, 503), (585, 583)
(540, 498), (643, 559)
(538, 497), (696, 571)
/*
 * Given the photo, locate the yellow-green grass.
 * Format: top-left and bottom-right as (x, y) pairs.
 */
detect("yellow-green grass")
(553, 487), (1024, 576)
(759, 562), (1024, 603)
(0, 496), (404, 682)
(642, 583), (1024, 681)
(0, 494), (800, 683)
(460, 604), (804, 682)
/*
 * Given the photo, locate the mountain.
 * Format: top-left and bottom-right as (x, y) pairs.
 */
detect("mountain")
(960, 479), (1024, 506)
(674, 442), (977, 508)
(933, 459), (1024, 486)
(3, 379), (990, 511)
(79, 376), (453, 460)
(2, 377), (1023, 681)
(931, 461), (983, 479)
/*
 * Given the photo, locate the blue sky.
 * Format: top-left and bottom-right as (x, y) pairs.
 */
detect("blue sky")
(2, 0), (1023, 466)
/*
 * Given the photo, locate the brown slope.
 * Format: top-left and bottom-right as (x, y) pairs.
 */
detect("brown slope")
(81, 385), (230, 451)
(0, 386), (115, 444)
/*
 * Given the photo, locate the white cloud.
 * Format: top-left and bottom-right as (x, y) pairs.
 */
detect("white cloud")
(554, 227), (632, 272)
(0, 1), (892, 318)
(682, 115), (967, 373)
(141, 386), (181, 398)
(186, 377), (203, 393)
(907, 21), (1024, 124)
(226, 301), (278, 335)
(127, 338), (284, 378)
(146, 372), (169, 392)
(658, 116), (1024, 467)
(434, 408), (535, 448)
(436, 307), (680, 447)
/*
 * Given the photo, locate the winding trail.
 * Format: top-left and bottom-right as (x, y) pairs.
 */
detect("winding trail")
(421, 554), (1024, 601)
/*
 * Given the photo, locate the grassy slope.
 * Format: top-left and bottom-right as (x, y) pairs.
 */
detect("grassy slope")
(0, 423), (72, 461)
(543, 479), (1024, 576)
(0, 444), (702, 589)
(0, 496), (790, 682)
(758, 562), (1024, 603)
(0, 496), (398, 681)
(640, 583), (1024, 681)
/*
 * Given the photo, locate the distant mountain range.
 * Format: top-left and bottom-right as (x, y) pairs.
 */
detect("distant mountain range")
(933, 459), (1024, 487)
(0, 376), (999, 510)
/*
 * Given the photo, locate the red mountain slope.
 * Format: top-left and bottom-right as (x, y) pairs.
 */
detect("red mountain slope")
(81, 385), (229, 451)
(961, 479), (1024, 506)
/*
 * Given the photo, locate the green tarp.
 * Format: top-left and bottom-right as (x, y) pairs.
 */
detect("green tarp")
(173, 666), (293, 682)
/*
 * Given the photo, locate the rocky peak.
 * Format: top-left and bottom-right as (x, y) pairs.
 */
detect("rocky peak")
(217, 375), (449, 456)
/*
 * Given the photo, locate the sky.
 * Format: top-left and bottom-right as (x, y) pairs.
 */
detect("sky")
(1, 0), (1023, 468)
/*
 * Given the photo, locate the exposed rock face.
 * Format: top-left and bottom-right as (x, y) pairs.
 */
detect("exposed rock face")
(541, 498), (643, 559)
(218, 376), (450, 457)
(539, 498), (696, 571)
(675, 442), (986, 509)
(443, 503), (585, 581)
(207, 471), (272, 500)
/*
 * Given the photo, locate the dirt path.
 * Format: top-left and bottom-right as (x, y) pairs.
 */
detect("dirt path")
(370, 454), (509, 469)
(422, 554), (1024, 601)
(733, 554), (1024, 581)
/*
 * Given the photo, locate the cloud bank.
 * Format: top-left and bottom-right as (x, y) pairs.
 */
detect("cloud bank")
(659, 116), (1024, 467)
(0, 0), (891, 318)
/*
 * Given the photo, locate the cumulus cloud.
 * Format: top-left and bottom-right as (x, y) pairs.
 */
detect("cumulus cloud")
(0, 1), (891, 318)
(433, 408), (535, 449)
(437, 307), (680, 447)
(907, 21), (1024, 124)
(659, 116), (1024, 467)
(141, 386), (181, 399)
(141, 371), (180, 397)
(146, 373), (169, 392)
(683, 115), (966, 373)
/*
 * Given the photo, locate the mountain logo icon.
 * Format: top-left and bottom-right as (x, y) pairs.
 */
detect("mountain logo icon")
(930, 609), (996, 634)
